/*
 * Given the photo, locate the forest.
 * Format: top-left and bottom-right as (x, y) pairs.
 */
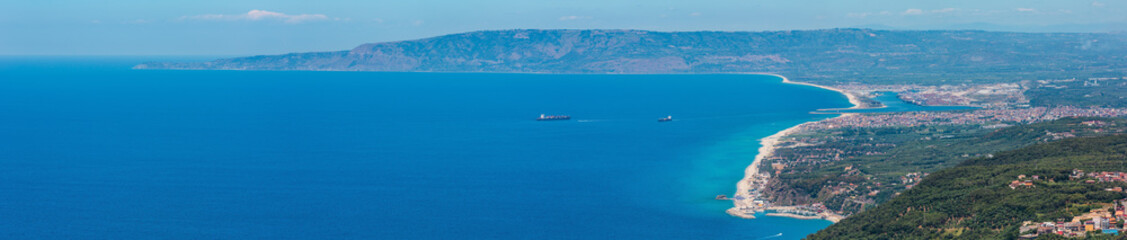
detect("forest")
(806, 135), (1127, 239)
(766, 117), (1127, 216)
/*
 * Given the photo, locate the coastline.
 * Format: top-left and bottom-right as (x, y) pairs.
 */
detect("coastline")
(726, 73), (858, 223)
(765, 213), (823, 220)
(775, 74), (865, 109)
(766, 206), (846, 223)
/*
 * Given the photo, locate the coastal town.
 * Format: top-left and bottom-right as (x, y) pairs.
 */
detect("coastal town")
(1015, 170), (1127, 238)
(1018, 203), (1125, 239)
(807, 106), (1127, 129)
(728, 76), (1127, 223)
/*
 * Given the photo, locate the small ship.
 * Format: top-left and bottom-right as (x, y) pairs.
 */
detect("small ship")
(537, 114), (571, 121)
(658, 115), (673, 122)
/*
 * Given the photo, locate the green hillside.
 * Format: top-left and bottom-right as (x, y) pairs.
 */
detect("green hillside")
(806, 135), (1127, 239)
(765, 117), (1127, 215)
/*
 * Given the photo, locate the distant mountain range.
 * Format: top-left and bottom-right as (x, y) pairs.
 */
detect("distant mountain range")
(853, 22), (1127, 33)
(136, 29), (1127, 85)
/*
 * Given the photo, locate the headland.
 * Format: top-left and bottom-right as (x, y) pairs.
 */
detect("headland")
(726, 74), (856, 223)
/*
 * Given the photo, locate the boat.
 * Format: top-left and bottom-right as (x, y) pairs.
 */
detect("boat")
(658, 115), (673, 122)
(536, 114), (571, 121)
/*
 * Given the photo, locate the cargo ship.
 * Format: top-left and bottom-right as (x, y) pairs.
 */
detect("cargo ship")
(537, 114), (571, 121)
(658, 115), (673, 122)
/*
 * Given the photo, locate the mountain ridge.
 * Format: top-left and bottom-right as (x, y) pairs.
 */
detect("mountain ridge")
(135, 28), (1127, 85)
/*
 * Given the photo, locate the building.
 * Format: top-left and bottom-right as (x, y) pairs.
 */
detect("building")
(1096, 217), (1110, 230)
(1038, 222), (1056, 235)
(1065, 221), (1083, 233)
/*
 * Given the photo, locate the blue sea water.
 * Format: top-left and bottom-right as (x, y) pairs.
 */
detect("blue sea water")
(0, 57), (850, 239)
(820, 91), (978, 114)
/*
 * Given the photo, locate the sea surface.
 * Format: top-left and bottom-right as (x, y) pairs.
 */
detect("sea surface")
(820, 91), (978, 114)
(0, 57), (852, 239)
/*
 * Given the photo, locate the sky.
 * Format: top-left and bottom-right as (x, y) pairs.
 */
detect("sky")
(2, 0), (1125, 55)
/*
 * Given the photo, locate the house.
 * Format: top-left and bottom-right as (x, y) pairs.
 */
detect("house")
(1065, 221), (1083, 232)
(1073, 169), (1086, 179)
(1038, 222), (1056, 235)
(1083, 120), (1108, 127)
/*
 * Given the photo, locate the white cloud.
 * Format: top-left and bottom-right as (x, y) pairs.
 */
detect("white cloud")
(1016, 8), (1037, 13)
(1092, 1), (1106, 7)
(183, 10), (331, 23)
(689, 12), (702, 17)
(854, 8), (977, 18)
(931, 8), (957, 13)
(558, 16), (592, 21)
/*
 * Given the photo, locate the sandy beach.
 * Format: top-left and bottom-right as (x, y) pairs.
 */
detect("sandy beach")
(726, 123), (808, 219)
(748, 73), (865, 108)
(776, 75), (865, 109)
(765, 212), (845, 222)
(726, 73), (858, 223)
(757, 73), (887, 111)
(764, 213), (823, 220)
(767, 206), (847, 222)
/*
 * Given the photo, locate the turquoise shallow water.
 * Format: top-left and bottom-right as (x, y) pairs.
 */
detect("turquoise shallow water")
(819, 91), (978, 114)
(0, 57), (846, 239)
